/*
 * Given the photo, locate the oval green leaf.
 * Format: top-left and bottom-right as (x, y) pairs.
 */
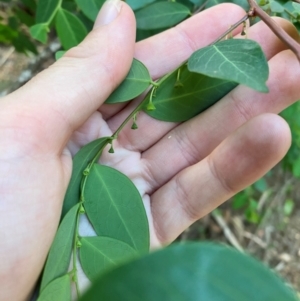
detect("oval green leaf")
(136, 2), (190, 30)
(84, 164), (149, 253)
(79, 242), (298, 301)
(75, 0), (105, 21)
(145, 64), (237, 122)
(30, 23), (49, 44)
(105, 59), (151, 104)
(55, 8), (88, 50)
(38, 274), (71, 301)
(36, 0), (62, 23)
(188, 39), (269, 92)
(40, 204), (79, 291)
(62, 137), (111, 218)
(127, 0), (156, 10)
(79, 236), (137, 281)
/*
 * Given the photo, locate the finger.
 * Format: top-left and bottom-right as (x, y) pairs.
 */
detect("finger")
(150, 114), (291, 244)
(0, 1), (135, 153)
(142, 48), (300, 194)
(100, 4), (246, 120)
(107, 17), (298, 153)
(100, 3), (246, 119)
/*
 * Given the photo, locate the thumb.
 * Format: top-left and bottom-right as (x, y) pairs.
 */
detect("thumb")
(2, 0), (136, 150)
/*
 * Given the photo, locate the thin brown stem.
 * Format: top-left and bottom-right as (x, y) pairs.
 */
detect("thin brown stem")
(209, 14), (249, 46)
(247, 0), (300, 62)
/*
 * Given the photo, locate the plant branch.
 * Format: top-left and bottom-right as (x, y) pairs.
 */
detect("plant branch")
(209, 14), (249, 46)
(247, 0), (300, 62)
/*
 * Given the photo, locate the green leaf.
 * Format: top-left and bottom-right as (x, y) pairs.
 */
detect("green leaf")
(145, 64), (237, 122)
(62, 137), (110, 218)
(55, 8), (88, 50)
(30, 23), (49, 44)
(75, 0), (105, 21)
(40, 204), (79, 291)
(270, 0), (284, 12)
(284, 199), (295, 216)
(38, 274), (71, 301)
(12, 32), (38, 55)
(127, 0), (156, 10)
(253, 178), (268, 192)
(79, 242), (298, 301)
(55, 50), (66, 60)
(105, 59), (151, 104)
(79, 237), (137, 281)
(232, 192), (248, 209)
(36, 0), (62, 24)
(136, 2), (190, 30)
(292, 156), (300, 178)
(188, 39), (269, 93)
(15, 8), (35, 27)
(84, 164), (149, 253)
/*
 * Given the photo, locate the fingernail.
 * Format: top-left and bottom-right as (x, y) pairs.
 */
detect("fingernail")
(94, 0), (122, 28)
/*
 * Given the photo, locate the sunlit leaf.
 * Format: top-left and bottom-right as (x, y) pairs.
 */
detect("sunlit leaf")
(36, 0), (62, 24)
(40, 204), (79, 291)
(62, 137), (111, 218)
(38, 274), (71, 301)
(145, 64), (236, 122)
(105, 59), (151, 104)
(79, 236), (137, 281)
(136, 2), (190, 30)
(79, 243), (298, 301)
(75, 0), (105, 21)
(84, 164), (149, 253)
(55, 8), (88, 50)
(188, 39), (269, 92)
(30, 23), (49, 44)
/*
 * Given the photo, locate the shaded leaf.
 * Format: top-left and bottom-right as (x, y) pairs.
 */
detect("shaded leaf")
(62, 137), (111, 218)
(36, 0), (62, 24)
(15, 8), (35, 27)
(127, 0), (156, 10)
(270, 0), (284, 12)
(145, 64), (236, 122)
(84, 164), (149, 253)
(79, 242), (298, 301)
(30, 23), (49, 44)
(12, 32), (38, 55)
(105, 59), (151, 104)
(79, 236), (137, 281)
(136, 2), (190, 30)
(40, 204), (79, 291)
(188, 39), (269, 92)
(75, 0), (105, 21)
(55, 8), (88, 50)
(38, 274), (71, 301)
(205, 0), (249, 10)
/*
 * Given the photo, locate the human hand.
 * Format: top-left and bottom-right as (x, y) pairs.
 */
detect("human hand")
(0, 1), (299, 300)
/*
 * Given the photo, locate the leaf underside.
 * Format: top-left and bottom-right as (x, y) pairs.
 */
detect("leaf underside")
(40, 204), (79, 291)
(188, 39), (269, 92)
(62, 137), (110, 218)
(145, 64), (237, 122)
(105, 59), (151, 104)
(79, 243), (298, 301)
(135, 2), (190, 30)
(84, 164), (149, 253)
(79, 236), (137, 281)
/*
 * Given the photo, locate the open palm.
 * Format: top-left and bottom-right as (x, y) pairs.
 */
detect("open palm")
(0, 3), (300, 301)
